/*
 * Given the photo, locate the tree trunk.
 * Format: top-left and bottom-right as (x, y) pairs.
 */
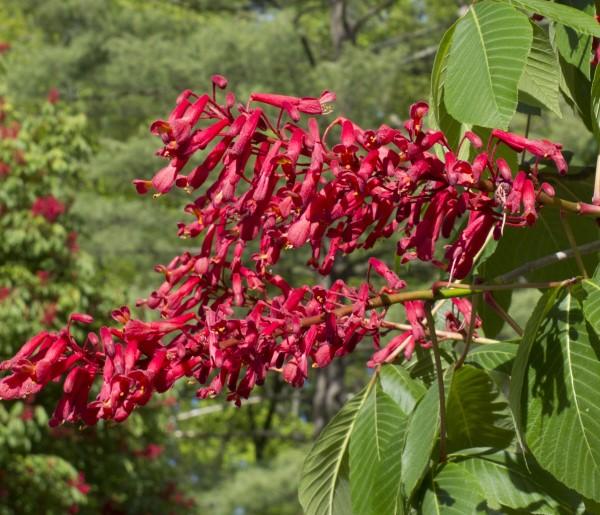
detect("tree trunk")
(329, 0), (354, 59)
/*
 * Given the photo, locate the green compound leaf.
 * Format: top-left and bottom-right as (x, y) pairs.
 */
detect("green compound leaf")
(420, 462), (486, 514)
(445, 1), (532, 128)
(509, 287), (563, 437)
(430, 22), (467, 151)
(511, 0), (600, 36)
(298, 384), (371, 515)
(519, 23), (562, 116)
(467, 342), (518, 375)
(446, 365), (514, 453)
(349, 384), (407, 515)
(379, 364), (427, 413)
(456, 451), (582, 513)
(523, 288), (600, 501)
(402, 370), (453, 501)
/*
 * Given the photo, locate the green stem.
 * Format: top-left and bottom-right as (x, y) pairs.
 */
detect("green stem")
(425, 301), (447, 463)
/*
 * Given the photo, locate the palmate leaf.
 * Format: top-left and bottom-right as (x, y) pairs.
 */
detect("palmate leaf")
(519, 23), (562, 115)
(368, 365), (428, 515)
(349, 384), (406, 515)
(401, 370), (453, 501)
(430, 22), (466, 152)
(467, 342), (518, 375)
(419, 463), (486, 514)
(445, 365), (514, 453)
(554, 22), (592, 81)
(510, 0), (600, 36)
(550, 0), (595, 130)
(371, 432), (406, 515)
(298, 384), (372, 515)
(445, 1), (532, 128)
(456, 451), (582, 513)
(379, 364), (426, 413)
(509, 287), (563, 436)
(559, 53), (594, 130)
(523, 288), (600, 501)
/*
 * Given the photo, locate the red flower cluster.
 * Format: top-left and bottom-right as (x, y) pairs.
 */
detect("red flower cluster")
(0, 78), (568, 426)
(31, 195), (66, 223)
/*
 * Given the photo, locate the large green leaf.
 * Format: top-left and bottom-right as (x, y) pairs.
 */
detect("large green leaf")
(591, 66), (600, 144)
(458, 451), (582, 513)
(419, 463), (486, 514)
(509, 287), (563, 436)
(380, 364), (426, 414)
(511, 0), (600, 36)
(467, 342), (518, 375)
(445, 365), (514, 453)
(559, 54), (594, 130)
(401, 380), (444, 500)
(523, 288), (600, 501)
(430, 22), (466, 151)
(369, 366), (428, 514)
(298, 385), (372, 515)
(552, 0), (594, 79)
(445, 1), (533, 128)
(349, 384), (406, 515)
(519, 23), (562, 115)
(371, 434), (407, 515)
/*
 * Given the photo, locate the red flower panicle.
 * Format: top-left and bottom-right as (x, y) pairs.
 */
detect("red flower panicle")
(0, 78), (569, 426)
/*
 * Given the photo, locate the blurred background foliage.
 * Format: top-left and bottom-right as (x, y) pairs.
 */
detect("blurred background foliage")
(0, 0), (593, 513)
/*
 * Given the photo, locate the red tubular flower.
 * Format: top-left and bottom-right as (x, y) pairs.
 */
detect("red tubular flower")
(211, 74), (228, 89)
(492, 129), (567, 174)
(368, 257), (406, 291)
(522, 178), (538, 225)
(446, 298), (481, 333)
(250, 90), (336, 119)
(367, 331), (412, 366)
